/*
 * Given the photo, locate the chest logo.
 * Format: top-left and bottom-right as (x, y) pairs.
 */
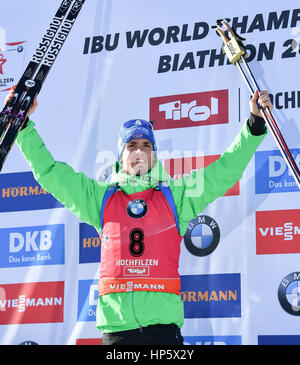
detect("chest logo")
(127, 199), (148, 218)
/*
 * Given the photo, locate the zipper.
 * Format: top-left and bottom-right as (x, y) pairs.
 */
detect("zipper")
(131, 291), (143, 333)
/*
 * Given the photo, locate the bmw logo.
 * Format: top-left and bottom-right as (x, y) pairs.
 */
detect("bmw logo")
(278, 272), (300, 315)
(18, 341), (38, 345)
(127, 199), (148, 218)
(184, 215), (220, 256)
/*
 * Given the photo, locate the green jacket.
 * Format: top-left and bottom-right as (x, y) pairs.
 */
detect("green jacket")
(16, 120), (266, 333)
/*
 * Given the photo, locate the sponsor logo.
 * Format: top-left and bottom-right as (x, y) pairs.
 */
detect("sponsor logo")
(0, 281), (64, 325)
(31, 16), (64, 64)
(60, 0), (73, 12)
(255, 149), (300, 194)
(0, 41), (26, 92)
(76, 338), (102, 345)
(149, 90), (228, 130)
(184, 336), (242, 345)
(184, 215), (220, 257)
(77, 280), (98, 322)
(124, 266), (149, 276)
(79, 223), (100, 264)
(42, 17), (76, 67)
(18, 341), (39, 345)
(0, 172), (63, 212)
(127, 199), (148, 218)
(180, 273), (241, 318)
(256, 209), (300, 255)
(70, 0), (85, 16)
(278, 272), (300, 316)
(109, 281), (165, 292)
(164, 154), (239, 196)
(258, 335), (300, 345)
(269, 90), (300, 110)
(0, 224), (65, 268)
(24, 79), (36, 88)
(116, 258), (156, 277)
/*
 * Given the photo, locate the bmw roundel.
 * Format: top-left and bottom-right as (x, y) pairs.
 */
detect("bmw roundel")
(278, 272), (300, 315)
(184, 215), (220, 256)
(127, 199), (148, 218)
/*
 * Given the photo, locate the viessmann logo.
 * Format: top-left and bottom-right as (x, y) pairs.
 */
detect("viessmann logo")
(149, 89), (228, 130)
(0, 281), (64, 325)
(256, 209), (300, 255)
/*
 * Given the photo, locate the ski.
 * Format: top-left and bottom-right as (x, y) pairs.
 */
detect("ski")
(0, 0), (74, 142)
(0, 0), (85, 171)
(213, 19), (300, 189)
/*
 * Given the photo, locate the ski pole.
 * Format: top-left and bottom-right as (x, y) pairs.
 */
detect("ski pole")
(213, 20), (300, 189)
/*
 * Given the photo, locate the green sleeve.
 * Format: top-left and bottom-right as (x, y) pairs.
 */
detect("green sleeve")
(170, 121), (267, 236)
(16, 120), (109, 233)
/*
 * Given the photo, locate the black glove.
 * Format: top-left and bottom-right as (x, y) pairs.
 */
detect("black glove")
(247, 112), (266, 136)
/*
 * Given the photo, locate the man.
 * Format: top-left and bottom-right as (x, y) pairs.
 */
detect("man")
(5, 87), (272, 345)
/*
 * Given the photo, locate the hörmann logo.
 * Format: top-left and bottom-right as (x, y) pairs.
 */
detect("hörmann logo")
(79, 223), (100, 264)
(180, 273), (241, 318)
(256, 209), (300, 255)
(0, 172), (63, 212)
(149, 90), (228, 130)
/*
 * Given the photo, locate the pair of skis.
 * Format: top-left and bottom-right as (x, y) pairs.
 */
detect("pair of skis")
(0, 0), (85, 171)
(213, 19), (300, 189)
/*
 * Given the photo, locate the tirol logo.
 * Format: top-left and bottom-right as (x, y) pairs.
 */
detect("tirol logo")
(184, 215), (220, 257)
(0, 281), (64, 325)
(149, 89), (228, 130)
(127, 199), (148, 218)
(164, 154), (239, 196)
(278, 272), (300, 316)
(0, 224), (65, 268)
(255, 149), (300, 194)
(256, 209), (300, 255)
(0, 171), (63, 212)
(77, 280), (98, 322)
(79, 223), (101, 264)
(0, 41), (26, 92)
(180, 273), (241, 318)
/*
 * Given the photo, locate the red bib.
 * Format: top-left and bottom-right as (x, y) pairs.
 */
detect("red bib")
(98, 187), (182, 296)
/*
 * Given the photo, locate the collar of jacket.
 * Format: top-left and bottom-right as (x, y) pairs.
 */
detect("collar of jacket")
(110, 160), (170, 194)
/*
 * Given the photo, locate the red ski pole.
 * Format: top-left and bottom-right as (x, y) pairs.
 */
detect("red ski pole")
(214, 20), (300, 189)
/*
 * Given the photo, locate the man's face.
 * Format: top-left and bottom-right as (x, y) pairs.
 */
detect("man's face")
(120, 138), (155, 176)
